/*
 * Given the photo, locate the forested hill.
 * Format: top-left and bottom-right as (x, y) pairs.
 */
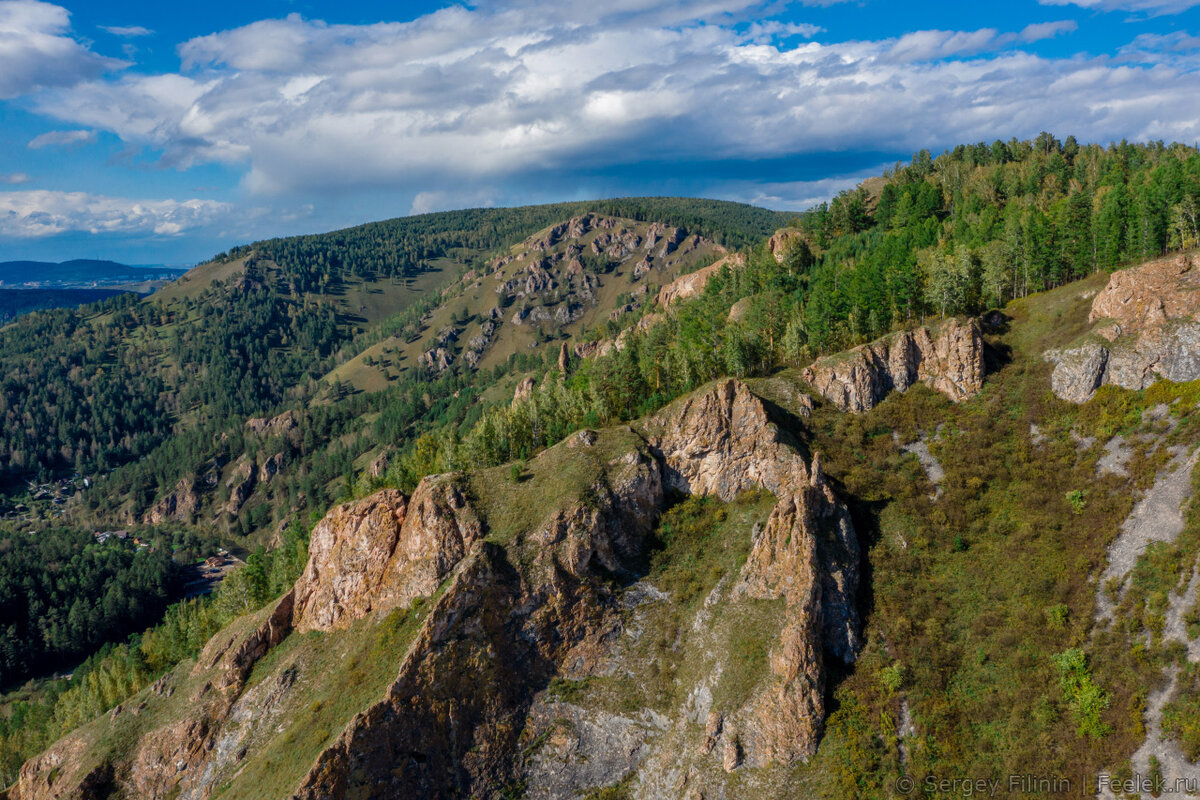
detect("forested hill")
(770, 134), (1200, 355)
(0, 198), (788, 499)
(218, 198), (792, 291)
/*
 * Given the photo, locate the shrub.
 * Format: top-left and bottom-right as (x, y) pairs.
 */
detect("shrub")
(878, 663), (905, 695)
(1053, 648), (1111, 739)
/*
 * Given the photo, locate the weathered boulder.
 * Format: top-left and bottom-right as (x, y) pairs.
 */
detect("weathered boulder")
(1044, 342), (1108, 404)
(802, 318), (985, 412)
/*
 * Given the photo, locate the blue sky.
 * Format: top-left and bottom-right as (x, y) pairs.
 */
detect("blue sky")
(1, 0), (1200, 265)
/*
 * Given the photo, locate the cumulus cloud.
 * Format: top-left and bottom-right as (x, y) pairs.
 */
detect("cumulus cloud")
(0, 190), (232, 237)
(0, 172), (30, 184)
(1040, 0), (1200, 14)
(18, 1), (1200, 202)
(0, 1), (124, 98)
(27, 128), (95, 148)
(101, 24), (152, 37)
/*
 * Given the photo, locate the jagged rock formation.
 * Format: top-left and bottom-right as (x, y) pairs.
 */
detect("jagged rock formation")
(1046, 254), (1200, 402)
(657, 253), (744, 310)
(352, 213), (725, 386)
(5, 381), (858, 800)
(292, 480), (483, 632)
(259, 452), (285, 483)
(801, 318), (985, 412)
(224, 458), (257, 516)
(246, 410), (299, 437)
(143, 476), (200, 524)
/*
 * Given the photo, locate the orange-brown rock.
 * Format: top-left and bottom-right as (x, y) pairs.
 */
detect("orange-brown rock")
(647, 378), (810, 499)
(1090, 253), (1200, 332)
(513, 375), (536, 404)
(647, 379), (860, 767)
(767, 228), (805, 263)
(802, 318), (984, 412)
(657, 253), (744, 310)
(291, 479), (482, 632)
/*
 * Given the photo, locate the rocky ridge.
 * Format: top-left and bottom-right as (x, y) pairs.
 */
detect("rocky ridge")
(408, 214), (725, 377)
(4, 380), (858, 800)
(801, 317), (986, 412)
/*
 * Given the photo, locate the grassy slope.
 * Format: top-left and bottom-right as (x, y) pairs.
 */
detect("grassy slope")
(321, 217), (725, 396)
(749, 274), (1199, 795)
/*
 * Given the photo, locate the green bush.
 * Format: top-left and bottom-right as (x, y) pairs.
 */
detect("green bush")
(1053, 648), (1111, 740)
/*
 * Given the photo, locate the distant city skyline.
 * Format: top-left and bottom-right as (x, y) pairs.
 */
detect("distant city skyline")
(1, 0), (1200, 264)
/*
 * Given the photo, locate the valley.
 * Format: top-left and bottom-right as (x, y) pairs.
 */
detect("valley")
(2, 139), (1200, 798)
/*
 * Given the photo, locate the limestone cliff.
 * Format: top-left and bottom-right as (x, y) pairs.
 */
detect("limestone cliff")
(801, 317), (985, 412)
(1045, 254), (1200, 403)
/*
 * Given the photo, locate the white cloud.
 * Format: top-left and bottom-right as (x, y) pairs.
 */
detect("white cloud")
(1118, 30), (1200, 65)
(729, 165), (895, 212)
(27, 128), (94, 148)
(0, 190), (232, 237)
(0, 172), (30, 184)
(1039, 0), (1200, 15)
(0, 1), (124, 98)
(16, 2), (1200, 204)
(101, 24), (152, 37)
(1018, 20), (1078, 41)
(409, 188), (499, 215)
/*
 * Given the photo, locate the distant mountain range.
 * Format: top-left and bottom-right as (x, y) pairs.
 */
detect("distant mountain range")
(0, 259), (187, 288)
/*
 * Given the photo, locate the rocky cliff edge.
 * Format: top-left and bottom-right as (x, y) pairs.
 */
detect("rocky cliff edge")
(5, 380), (858, 800)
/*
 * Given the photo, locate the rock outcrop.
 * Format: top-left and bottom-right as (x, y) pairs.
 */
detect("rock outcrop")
(224, 458), (257, 516)
(143, 477), (200, 524)
(1045, 255), (1200, 402)
(802, 318), (985, 412)
(291, 479), (483, 632)
(657, 253), (744, 310)
(245, 410), (299, 437)
(767, 228), (805, 263)
(648, 381), (860, 664)
(8, 382), (857, 800)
